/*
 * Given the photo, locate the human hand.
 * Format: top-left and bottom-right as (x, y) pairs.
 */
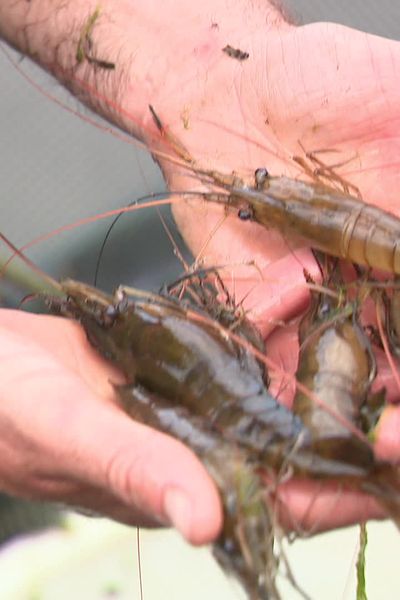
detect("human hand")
(0, 310), (221, 544)
(152, 10), (400, 530)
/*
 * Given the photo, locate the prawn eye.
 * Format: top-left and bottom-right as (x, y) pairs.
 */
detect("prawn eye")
(238, 207), (253, 220)
(114, 287), (129, 311)
(102, 303), (120, 326)
(254, 167), (269, 189)
(318, 301), (331, 319)
(105, 304), (119, 318)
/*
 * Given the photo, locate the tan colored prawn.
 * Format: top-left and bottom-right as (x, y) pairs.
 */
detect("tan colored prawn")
(149, 106), (400, 275)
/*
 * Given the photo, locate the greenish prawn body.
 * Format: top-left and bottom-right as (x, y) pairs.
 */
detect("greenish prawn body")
(47, 278), (400, 599)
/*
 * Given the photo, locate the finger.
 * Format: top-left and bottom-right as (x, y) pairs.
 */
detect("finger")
(276, 404), (400, 533)
(374, 404), (400, 462)
(276, 480), (384, 534)
(78, 401), (223, 545)
(0, 326), (222, 545)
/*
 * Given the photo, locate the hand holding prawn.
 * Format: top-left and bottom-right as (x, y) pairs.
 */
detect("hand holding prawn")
(1, 0), (400, 544)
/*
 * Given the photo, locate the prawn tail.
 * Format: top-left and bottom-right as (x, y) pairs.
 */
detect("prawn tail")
(362, 463), (400, 529)
(209, 454), (280, 600)
(117, 383), (282, 599)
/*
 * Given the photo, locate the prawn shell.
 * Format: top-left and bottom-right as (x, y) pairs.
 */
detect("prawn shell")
(221, 176), (400, 274)
(54, 279), (307, 459)
(293, 278), (377, 475)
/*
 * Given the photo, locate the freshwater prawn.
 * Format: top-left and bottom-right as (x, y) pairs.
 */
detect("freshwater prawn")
(144, 108), (400, 277)
(293, 264), (382, 460)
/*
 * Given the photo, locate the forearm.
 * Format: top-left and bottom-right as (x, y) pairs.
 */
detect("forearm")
(0, 0), (281, 144)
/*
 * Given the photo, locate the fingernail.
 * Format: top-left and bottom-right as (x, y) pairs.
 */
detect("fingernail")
(163, 487), (192, 540)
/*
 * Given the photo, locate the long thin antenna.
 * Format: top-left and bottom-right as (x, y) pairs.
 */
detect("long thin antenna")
(136, 527), (144, 600)
(0, 232), (62, 293)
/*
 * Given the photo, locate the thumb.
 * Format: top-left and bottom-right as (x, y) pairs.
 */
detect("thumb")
(0, 325), (222, 545)
(72, 396), (224, 545)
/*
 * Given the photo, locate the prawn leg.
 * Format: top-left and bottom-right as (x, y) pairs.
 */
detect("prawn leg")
(293, 144), (361, 197)
(381, 282), (400, 357)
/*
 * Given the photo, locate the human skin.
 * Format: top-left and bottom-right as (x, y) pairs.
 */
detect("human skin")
(1, 0), (400, 542)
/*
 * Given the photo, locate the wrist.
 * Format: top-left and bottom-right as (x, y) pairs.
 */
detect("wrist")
(0, 0), (289, 146)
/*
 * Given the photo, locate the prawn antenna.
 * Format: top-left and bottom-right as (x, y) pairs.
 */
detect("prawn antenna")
(148, 104), (163, 133)
(0, 232), (62, 294)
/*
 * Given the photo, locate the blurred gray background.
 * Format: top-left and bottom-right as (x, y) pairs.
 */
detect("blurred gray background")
(286, 0), (400, 38)
(1, 0), (400, 301)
